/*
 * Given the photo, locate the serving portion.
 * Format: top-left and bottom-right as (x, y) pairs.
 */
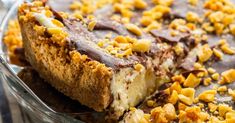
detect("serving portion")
(3, 0), (235, 122)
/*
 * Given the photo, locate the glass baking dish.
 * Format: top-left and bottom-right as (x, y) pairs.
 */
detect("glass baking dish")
(0, 1), (88, 123)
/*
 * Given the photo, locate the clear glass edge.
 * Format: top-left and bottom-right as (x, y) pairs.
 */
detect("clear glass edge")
(0, 1), (83, 123)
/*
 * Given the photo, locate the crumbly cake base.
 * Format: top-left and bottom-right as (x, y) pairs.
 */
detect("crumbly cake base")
(20, 19), (113, 111)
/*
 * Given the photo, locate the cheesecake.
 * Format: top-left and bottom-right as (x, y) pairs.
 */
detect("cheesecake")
(17, 0), (197, 120)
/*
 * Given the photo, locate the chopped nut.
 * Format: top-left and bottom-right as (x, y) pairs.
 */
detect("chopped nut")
(69, 1), (81, 10)
(217, 86), (227, 92)
(226, 111), (235, 120)
(121, 9), (133, 18)
(220, 44), (235, 55)
(45, 10), (53, 17)
(221, 69), (235, 83)
(218, 104), (232, 117)
(181, 88), (195, 101)
(88, 20), (97, 31)
(172, 74), (185, 84)
(150, 107), (168, 123)
(228, 89), (235, 101)
(203, 77), (212, 86)
(194, 62), (202, 69)
(188, 0), (198, 6)
(152, 5), (171, 14)
(230, 24), (235, 36)
(183, 73), (201, 88)
(208, 67), (216, 74)
(168, 90), (178, 104)
(132, 39), (151, 52)
(144, 22), (161, 32)
(214, 23), (224, 35)
(115, 36), (128, 43)
(173, 43), (184, 55)
(186, 11), (199, 22)
(134, 63), (144, 71)
(178, 94), (193, 105)
(179, 106), (201, 122)
(73, 11), (83, 20)
(218, 39), (227, 45)
(152, 0), (173, 6)
(211, 73), (220, 80)
(178, 102), (187, 111)
(122, 48), (132, 57)
(197, 72), (205, 78)
(125, 23), (142, 36)
(202, 22), (214, 32)
(129, 107), (137, 111)
(209, 11), (224, 23)
(213, 48), (223, 60)
(140, 16), (152, 27)
(208, 103), (218, 112)
(170, 82), (182, 93)
(222, 14), (234, 25)
(198, 44), (213, 62)
(200, 112), (210, 121)
(147, 100), (155, 107)
(163, 103), (177, 120)
(134, 0), (147, 9)
(198, 90), (217, 102)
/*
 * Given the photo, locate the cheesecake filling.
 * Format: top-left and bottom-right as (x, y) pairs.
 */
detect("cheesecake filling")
(110, 55), (174, 118)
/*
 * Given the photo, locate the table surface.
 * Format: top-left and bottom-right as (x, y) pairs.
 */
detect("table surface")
(0, 4), (34, 123)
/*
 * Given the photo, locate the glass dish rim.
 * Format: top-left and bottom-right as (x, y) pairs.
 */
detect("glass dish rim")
(0, 1), (83, 123)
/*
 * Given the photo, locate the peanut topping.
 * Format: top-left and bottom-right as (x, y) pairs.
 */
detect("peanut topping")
(181, 88), (195, 102)
(172, 74), (185, 84)
(186, 11), (200, 23)
(198, 90), (217, 102)
(208, 103), (218, 112)
(125, 23), (142, 36)
(133, 0), (147, 9)
(208, 67), (216, 74)
(188, 0), (198, 6)
(221, 69), (235, 84)
(178, 94), (193, 105)
(197, 44), (213, 62)
(203, 77), (212, 86)
(183, 73), (201, 88)
(203, 0), (235, 35)
(228, 89), (235, 101)
(213, 48), (223, 60)
(211, 73), (220, 80)
(88, 20), (97, 31)
(162, 103), (177, 120)
(218, 104), (232, 117)
(168, 90), (178, 104)
(217, 86), (227, 92)
(150, 103), (176, 123)
(220, 44), (235, 55)
(132, 39), (151, 52)
(115, 36), (128, 43)
(134, 63), (144, 72)
(69, 1), (82, 10)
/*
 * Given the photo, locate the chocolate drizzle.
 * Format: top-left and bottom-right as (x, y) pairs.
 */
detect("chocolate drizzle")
(150, 29), (191, 43)
(63, 19), (138, 69)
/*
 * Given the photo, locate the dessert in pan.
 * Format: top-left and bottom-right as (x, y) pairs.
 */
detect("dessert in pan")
(3, 0), (235, 122)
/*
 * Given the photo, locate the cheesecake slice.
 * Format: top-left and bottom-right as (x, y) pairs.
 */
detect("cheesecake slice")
(18, 1), (178, 119)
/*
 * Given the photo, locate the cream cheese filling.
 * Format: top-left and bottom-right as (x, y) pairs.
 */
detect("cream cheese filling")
(110, 60), (172, 118)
